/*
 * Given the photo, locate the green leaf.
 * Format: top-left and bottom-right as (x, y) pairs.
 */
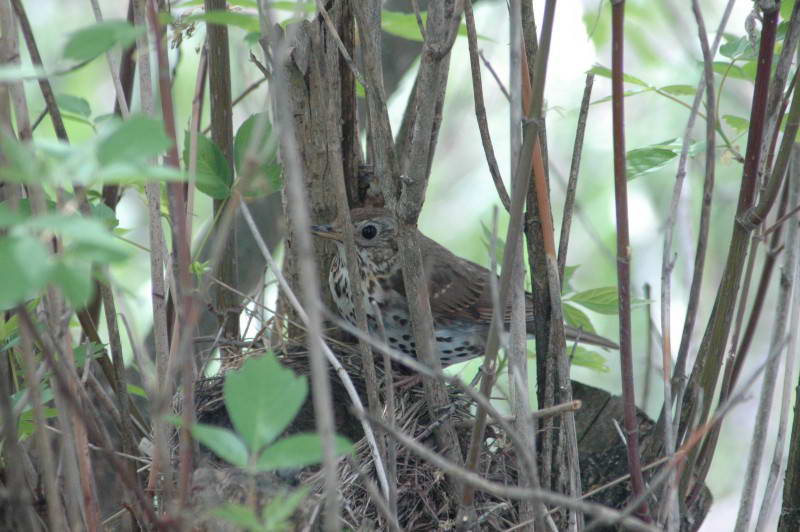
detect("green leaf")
(562, 302), (596, 334)
(570, 346), (610, 373)
(63, 20), (143, 62)
(56, 94), (91, 118)
(127, 384), (148, 398)
(568, 287), (619, 314)
(723, 114), (749, 133)
(658, 84), (695, 96)
(97, 115), (174, 166)
(562, 265), (580, 291)
(626, 147), (677, 179)
(782, 1), (797, 20)
(185, 133), (232, 200)
(223, 354), (308, 452)
(588, 64), (649, 87)
(210, 503), (265, 531)
(95, 163), (186, 185)
(233, 113), (282, 195)
(191, 423), (249, 468)
(256, 433), (352, 471)
(51, 259), (93, 308)
(0, 236), (53, 310)
(263, 487), (310, 528)
(713, 61), (754, 81)
(185, 11), (260, 33)
(719, 35), (755, 61)
(24, 214), (130, 263)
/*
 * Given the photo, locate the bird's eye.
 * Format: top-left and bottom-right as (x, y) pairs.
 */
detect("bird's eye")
(361, 224), (378, 240)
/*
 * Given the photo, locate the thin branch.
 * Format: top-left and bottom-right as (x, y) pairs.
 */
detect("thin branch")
(464, 0), (510, 211)
(610, 0), (649, 520)
(557, 72), (594, 283)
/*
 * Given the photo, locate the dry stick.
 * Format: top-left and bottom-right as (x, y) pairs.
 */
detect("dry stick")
(657, 1), (717, 527)
(258, 8), (340, 529)
(360, 412), (662, 532)
(480, 51), (510, 101)
(148, 1), (199, 516)
(464, 0), (510, 212)
(557, 72), (594, 284)
(205, 0), (239, 344)
(735, 148), (800, 530)
(507, 1), (540, 530)
(371, 303), (398, 518)
(462, 0), (556, 510)
(100, 279), (139, 487)
(679, 0), (781, 495)
(755, 147), (800, 531)
(610, 0), (649, 521)
(134, 0), (173, 504)
(186, 43), (208, 266)
(89, 0), (130, 116)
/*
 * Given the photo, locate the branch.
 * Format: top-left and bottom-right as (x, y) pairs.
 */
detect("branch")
(610, 0), (649, 521)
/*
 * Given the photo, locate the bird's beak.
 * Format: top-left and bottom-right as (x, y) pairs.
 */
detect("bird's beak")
(311, 223), (344, 242)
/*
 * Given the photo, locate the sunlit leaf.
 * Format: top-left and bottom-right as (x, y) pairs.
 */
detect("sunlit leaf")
(185, 11), (260, 33)
(626, 147), (677, 179)
(56, 94), (92, 118)
(98, 115), (174, 166)
(51, 259), (93, 308)
(223, 354), (308, 452)
(568, 287), (619, 315)
(191, 423), (249, 468)
(0, 236), (53, 310)
(256, 433), (352, 471)
(588, 64), (649, 87)
(723, 114), (749, 133)
(185, 133), (232, 200)
(570, 346), (610, 373)
(211, 503), (264, 531)
(658, 84), (695, 96)
(63, 20), (143, 62)
(562, 302), (596, 334)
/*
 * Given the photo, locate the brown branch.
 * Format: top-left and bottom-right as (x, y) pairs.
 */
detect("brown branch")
(610, 0), (649, 521)
(147, 0), (196, 513)
(464, 0), (510, 212)
(205, 0), (239, 344)
(557, 72), (594, 284)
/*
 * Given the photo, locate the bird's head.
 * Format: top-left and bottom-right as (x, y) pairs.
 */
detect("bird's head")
(311, 208), (399, 273)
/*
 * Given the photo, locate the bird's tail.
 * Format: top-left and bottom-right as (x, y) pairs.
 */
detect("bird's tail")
(564, 325), (619, 350)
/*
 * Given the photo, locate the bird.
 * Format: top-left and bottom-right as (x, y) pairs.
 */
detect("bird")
(312, 207), (618, 366)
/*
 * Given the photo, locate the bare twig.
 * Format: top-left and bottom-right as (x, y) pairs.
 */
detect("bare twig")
(464, 0), (510, 211)
(610, 0), (649, 520)
(557, 72), (594, 283)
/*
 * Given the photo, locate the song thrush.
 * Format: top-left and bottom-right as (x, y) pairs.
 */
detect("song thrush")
(312, 207), (618, 366)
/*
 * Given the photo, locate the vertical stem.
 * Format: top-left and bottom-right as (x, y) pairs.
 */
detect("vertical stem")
(610, 0), (649, 520)
(205, 0), (240, 344)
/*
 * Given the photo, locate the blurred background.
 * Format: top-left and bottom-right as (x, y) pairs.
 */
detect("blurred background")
(23, 0), (772, 528)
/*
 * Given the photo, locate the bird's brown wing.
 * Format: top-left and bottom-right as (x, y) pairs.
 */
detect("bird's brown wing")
(421, 237), (618, 349)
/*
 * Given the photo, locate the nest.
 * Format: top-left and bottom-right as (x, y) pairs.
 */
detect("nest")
(189, 341), (531, 531)
(188, 337), (712, 531)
